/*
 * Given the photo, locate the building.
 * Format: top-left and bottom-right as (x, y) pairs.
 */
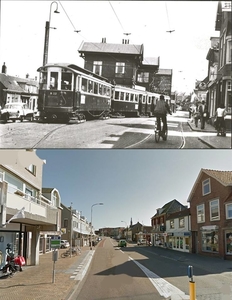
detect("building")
(166, 208), (191, 252)
(206, 37), (220, 121)
(0, 63), (39, 112)
(61, 204), (91, 247)
(127, 222), (143, 242)
(214, 1), (231, 130)
(78, 39), (163, 92)
(150, 68), (173, 97)
(0, 150), (62, 266)
(151, 199), (187, 246)
(187, 168), (232, 260)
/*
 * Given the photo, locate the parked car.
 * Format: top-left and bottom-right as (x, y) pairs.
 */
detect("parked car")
(0, 103), (35, 122)
(60, 240), (70, 249)
(118, 239), (127, 247)
(137, 239), (147, 245)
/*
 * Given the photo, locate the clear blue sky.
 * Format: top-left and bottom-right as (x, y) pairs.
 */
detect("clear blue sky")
(0, 1), (219, 93)
(36, 149), (232, 230)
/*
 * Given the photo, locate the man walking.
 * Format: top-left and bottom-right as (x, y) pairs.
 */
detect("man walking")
(199, 100), (208, 129)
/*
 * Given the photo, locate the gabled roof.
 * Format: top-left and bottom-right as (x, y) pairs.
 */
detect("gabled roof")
(166, 208), (190, 220)
(187, 168), (232, 202)
(79, 42), (144, 56)
(151, 199), (187, 218)
(0, 73), (25, 92)
(142, 57), (159, 66)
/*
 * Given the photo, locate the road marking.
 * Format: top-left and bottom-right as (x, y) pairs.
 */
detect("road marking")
(129, 256), (186, 299)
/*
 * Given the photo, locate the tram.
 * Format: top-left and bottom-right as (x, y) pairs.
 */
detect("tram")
(37, 63), (112, 122)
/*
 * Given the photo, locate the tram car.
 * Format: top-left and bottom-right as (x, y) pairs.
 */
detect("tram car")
(140, 91), (160, 117)
(37, 63), (112, 122)
(111, 85), (146, 117)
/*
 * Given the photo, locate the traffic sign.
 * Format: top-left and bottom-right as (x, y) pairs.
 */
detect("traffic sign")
(51, 236), (61, 248)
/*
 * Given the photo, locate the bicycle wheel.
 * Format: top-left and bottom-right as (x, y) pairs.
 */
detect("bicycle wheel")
(155, 130), (160, 143)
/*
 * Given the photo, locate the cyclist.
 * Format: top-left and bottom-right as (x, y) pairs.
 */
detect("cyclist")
(154, 95), (172, 135)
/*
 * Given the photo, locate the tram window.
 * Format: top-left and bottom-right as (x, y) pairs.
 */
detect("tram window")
(81, 78), (87, 91)
(94, 82), (98, 94)
(39, 72), (47, 90)
(88, 81), (93, 93)
(125, 93), (130, 101)
(147, 97), (151, 104)
(50, 72), (58, 89)
(106, 87), (110, 96)
(120, 92), (125, 101)
(61, 72), (72, 90)
(130, 94), (134, 102)
(99, 84), (103, 95)
(142, 96), (146, 104)
(135, 94), (139, 102)
(115, 91), (120, 99)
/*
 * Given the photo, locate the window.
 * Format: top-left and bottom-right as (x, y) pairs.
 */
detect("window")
(226, 203), (232, 219)
(64, 219), (68, 228)
(179, 217), (185, 228)
(170, 219), (174, 229)
(225, 231), (232, 254)
(137, 72), (149, 83)
(81, 78), (88, 91)
(202, 230), (219, 252)
(50, 72), (58, 89)
(202, 178), (211, 196)
(61, 72), (72, 90)
(93, 61), (102, 76)
(197, 204), (205, 223)
(226, 39), (232, 64)
(115, 62), (125, 75)
(210, 199), (220, 220)
(27, 164), (36, 176)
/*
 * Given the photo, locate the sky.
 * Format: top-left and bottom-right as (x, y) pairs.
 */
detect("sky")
(0, 1), (219, 94)
(36, 149), (232, 230)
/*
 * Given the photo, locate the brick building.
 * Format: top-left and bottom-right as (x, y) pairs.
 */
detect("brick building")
(188, 168), (232, 260)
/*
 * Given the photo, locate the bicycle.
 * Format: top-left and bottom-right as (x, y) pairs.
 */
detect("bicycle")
(154, 114), (168, 143)
(61, 247), (81, 258)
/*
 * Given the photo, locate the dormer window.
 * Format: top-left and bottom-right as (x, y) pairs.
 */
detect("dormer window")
(202, 178), (211, 196)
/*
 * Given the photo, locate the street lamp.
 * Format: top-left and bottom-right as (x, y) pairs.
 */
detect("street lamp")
(43, 1), (60, 66)
(90, 203), (103, 250)
(121, 221), (128, 240)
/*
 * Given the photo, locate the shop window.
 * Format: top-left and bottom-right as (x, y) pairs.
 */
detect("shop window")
(210, 199), (220, 221)
(226, 203), (232, 219)
(197, 204), (205, 223)
(225, 231), (232, 254)
(202, 230), (219, 252)
(202, 178), (211, 196)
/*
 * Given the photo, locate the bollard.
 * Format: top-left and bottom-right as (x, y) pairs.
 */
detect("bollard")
(187, 265), (196, 300)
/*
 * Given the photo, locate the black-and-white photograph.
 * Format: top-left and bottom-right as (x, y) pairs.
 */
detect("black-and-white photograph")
(0, 1), (231, 148)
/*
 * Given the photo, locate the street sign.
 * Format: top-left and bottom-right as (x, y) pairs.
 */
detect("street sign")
(51, 236), (61, 248)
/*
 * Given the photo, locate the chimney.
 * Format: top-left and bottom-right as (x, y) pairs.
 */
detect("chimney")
(2, 62), (7, 74)
(102, 38), (106, 43)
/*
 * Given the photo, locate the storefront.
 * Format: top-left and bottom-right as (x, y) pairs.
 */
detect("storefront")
(167, 232), (190, 252)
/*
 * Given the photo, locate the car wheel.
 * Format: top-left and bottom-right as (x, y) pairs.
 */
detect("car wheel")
(20, 116), (24, 122)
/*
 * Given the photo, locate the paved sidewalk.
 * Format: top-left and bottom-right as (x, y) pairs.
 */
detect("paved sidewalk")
(187, 120), (231, 149)
(0, 246), (92, 300)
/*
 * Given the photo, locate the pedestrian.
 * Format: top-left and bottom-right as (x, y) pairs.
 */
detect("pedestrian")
(199, 100), (208, 129)
(192, 103), (200, 127)
(215, 103), (227, 136)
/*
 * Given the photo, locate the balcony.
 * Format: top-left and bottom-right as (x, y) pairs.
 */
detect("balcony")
(6, 186), (58, 226)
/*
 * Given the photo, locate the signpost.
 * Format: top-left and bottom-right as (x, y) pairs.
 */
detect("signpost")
(50, 236), (61, 283)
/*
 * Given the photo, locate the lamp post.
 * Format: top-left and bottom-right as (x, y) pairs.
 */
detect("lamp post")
(43, 1), (60, 66)
(90, 203), (103, 250)
(70, 202), (73, 257)
(121, 221), (128, 240)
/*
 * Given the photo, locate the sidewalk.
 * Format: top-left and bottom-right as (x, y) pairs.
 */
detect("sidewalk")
(0, 246), (92, 300)
(187, 119), (231, 149)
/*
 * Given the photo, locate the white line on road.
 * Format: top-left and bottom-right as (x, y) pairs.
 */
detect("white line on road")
(129, 256), (186, 299)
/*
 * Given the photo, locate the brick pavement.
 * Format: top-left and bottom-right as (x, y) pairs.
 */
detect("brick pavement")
(0, 246), (91, 300)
